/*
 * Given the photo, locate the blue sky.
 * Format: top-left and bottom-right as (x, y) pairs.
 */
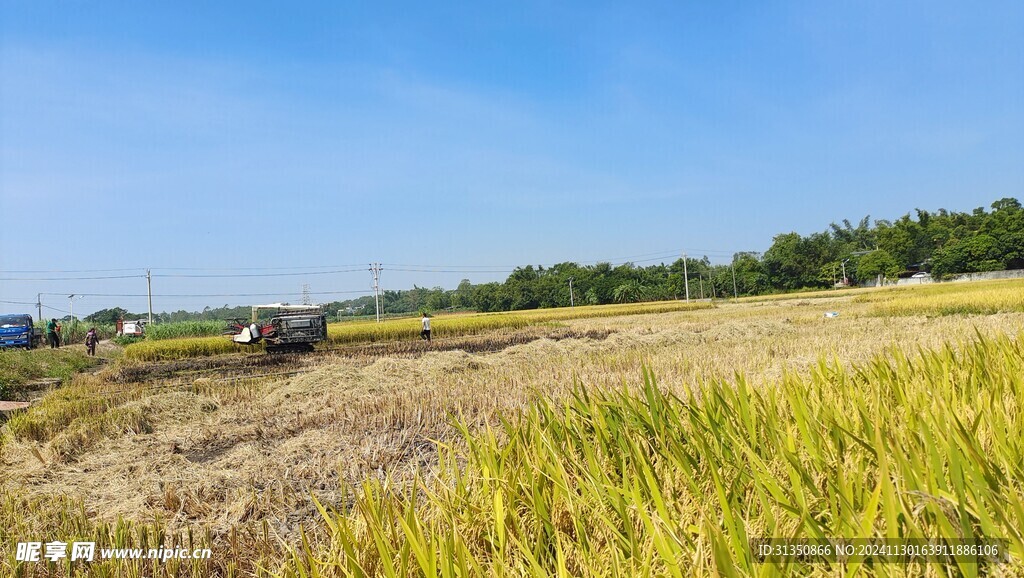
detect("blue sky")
(2, 1), (1022, 316)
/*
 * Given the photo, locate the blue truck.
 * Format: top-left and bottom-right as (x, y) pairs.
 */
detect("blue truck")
(0, 314), (40, 349)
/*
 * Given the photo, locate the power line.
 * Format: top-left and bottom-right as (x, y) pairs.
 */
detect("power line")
(379, 249), (688, 270)
(0, 274), (148, 281)
(144, 264), (366, 271)
(385, 267), (515, 274)
(0, 264), (367, 273)
(0, 299), (38, 306)
(379, 253), (687, 273)
(0, 268), (142, 273)
(1, 248), (744, 279)
(1, 269), (365, 280)
(152, 268), (365, 278)
(34, 290), (375, 298)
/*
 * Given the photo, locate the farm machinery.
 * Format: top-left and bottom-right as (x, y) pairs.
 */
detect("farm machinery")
(225, 304), (327, 353)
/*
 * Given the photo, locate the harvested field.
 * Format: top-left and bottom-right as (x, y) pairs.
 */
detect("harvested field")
(1, 282), (1023, 576)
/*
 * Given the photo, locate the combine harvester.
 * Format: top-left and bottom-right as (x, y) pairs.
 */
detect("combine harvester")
(226, 304), (327, 353)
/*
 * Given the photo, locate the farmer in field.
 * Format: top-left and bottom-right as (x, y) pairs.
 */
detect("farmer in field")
(46, 318), (60, 348)
(420, 312), (431, 342)
(85, 327), (99, 356)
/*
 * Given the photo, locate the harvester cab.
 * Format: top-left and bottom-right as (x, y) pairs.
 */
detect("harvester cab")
(227, 303), (327, 353)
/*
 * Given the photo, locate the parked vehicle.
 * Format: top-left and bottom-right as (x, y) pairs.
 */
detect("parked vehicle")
(116, 318), (146, 337)
(0, 314), (40, 349)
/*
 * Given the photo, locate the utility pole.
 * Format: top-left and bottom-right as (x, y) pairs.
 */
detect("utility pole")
(67, 294), (76, 326)
(731, 263), (738, 299)
(37, 293), (42, 322)
(68, 294), (75, 345)
(147, 269), (154, 325)
(682, 252), (690, 303)
(369, 263), (382, 322)
(568, 277), (575, 307)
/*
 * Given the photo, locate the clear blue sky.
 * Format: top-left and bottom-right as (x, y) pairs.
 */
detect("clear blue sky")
(2, 1), (1022, 316)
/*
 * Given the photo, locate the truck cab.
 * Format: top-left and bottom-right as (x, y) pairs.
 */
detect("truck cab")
(0, 314), (38, 349)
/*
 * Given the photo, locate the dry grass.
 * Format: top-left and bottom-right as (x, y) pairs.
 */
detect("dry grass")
(1, 286), (1023, 576)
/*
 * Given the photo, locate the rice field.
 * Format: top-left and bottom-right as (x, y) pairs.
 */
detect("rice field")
(2, 279), (1023, 577)
(855, 278), (1024, 317)
(121, 301), (715, 361)
(284, 333), (1024, 577)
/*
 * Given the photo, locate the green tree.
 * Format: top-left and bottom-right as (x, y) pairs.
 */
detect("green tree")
(612, 280), (647, 303)
(85, 307), (130, 325)
(931, 234), (1003, 277)
(857, 249), (902, 282)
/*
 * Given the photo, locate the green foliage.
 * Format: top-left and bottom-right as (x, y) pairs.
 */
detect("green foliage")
(612, 279), (648, 303)
(932, 234), (1004, 278)
(112, 334), (144, 347)
(145, 320), (226, 340)
(856, 249), (902, 281)
(761, 197), (1023, 288)
(84, 307), (142, 325)
(764, 231), (839, 290)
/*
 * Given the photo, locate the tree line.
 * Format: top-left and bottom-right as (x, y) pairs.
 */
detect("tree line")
(86, 197), (1022, 322)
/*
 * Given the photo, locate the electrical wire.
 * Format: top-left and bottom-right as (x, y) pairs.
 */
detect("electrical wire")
(385, 267), (516, 274)
(1, 247), (744, 276)
(35, 290), (375, 298)
(0, 274), (148, 281)
(0, 268), (142, 273)
(1, 246), (753, 315)
(0, 299), (37, 305)
(152, 268), (366, 278)
(152, 264), (367, 271)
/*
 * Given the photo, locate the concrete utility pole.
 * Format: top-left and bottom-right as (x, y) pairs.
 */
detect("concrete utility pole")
(568, 277), (575, 307)
(146, 269), (154, 325)
(37, 293), (42, 322)
(370, 263), (382, 322)
(67, 295), (77, 336)
(682, 252), (690, 303)
(731, 263), (738, 299)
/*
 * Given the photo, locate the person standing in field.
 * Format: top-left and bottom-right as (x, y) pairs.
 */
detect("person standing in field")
(84, 327), (99, 356)
(46, 318), (60, 349)
(420, 312), (431, 342)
